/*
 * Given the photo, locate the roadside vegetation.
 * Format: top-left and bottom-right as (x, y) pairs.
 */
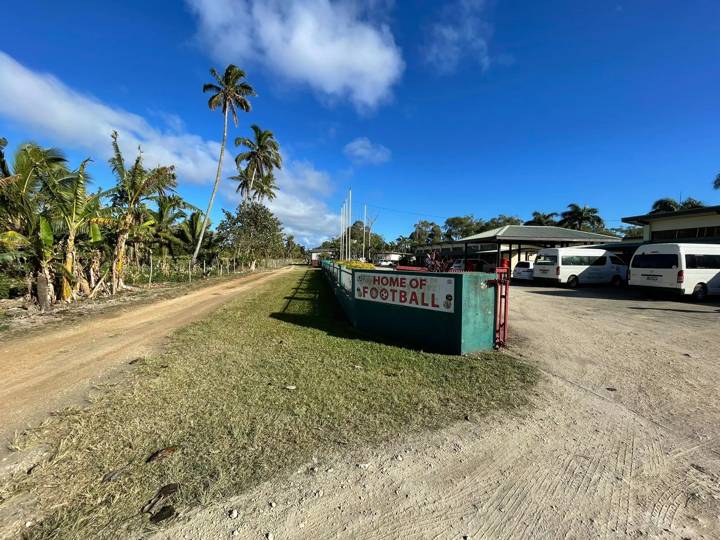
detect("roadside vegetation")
(0, 268), (537, 539)
(0, 64), (302, 310)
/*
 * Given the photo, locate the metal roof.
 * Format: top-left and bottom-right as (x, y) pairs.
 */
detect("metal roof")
(622, 205), (720, 225)
(457, 225), (618, 243)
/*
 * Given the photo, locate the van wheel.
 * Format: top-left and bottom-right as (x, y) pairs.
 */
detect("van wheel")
(611, 275), (623, 287)
(567, 275), (579, 288)
(692, 284), (708, 302)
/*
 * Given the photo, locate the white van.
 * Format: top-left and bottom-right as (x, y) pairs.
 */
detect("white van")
(628, 243), (720, 301)
(532, 248), (628, 288)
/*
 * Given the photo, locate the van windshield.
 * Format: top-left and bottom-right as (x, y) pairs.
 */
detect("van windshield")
(631, 253), (678, 269)
(535, 254), (558, 265)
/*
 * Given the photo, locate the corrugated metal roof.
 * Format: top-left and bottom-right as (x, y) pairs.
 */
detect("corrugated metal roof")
(458, 225), (618, 243)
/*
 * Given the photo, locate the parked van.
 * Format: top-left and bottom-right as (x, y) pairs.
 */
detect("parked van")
(512, 260), (534, 281)
(628, 243), (720, 301)
(533, 248), (627, 288)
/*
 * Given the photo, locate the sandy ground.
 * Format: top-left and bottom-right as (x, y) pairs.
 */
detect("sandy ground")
(0, 267), (290, 451)
(155, 284), (720, 539)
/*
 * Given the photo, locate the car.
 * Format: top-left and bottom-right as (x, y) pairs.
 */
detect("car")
(512, 260), (534, 281)
(628, 243), (720, 301)
(376, 259), (394, 267)
(533, 247), (628, 288)
(450, 259), (465, 271)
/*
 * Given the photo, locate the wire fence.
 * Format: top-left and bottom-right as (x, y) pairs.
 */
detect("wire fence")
(123, 257), (298, 286)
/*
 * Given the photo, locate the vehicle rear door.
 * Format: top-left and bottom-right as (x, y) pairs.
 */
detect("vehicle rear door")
(630, 252), (679, 287)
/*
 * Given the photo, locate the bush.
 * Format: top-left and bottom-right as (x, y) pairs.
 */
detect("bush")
(337, 260), (375, 270)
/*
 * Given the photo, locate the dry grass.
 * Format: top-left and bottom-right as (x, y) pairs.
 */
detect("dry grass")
(0, 268), (537, 539)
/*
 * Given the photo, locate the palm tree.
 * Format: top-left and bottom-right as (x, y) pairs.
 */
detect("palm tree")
(230, 169), (279, 202)
(39, 160), (105, 301)
(650, 197), (705, 213)
(151, 193), (192, 265)
(193, 65), (256, 265)
(678, 197), (704, 209)
(233, 124), (282, 200)
(524, 211), (558, 226)
(650, 198), (680, 213)
(559, 203), (604, 231)
(107, 131), (176, 294)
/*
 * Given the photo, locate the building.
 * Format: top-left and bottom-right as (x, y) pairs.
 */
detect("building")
(417, 225), (618, 271)
(622, 205), (720, 243)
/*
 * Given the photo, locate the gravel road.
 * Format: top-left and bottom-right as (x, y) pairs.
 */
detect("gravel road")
(157, 284), (720, 539)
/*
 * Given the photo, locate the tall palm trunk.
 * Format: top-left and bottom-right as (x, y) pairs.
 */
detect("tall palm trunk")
(61, 231), (76, 302)
(193, 107), (228, 264)
(247, 167), (256, 201)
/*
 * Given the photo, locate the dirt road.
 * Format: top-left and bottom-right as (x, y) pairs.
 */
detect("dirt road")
(157, 285), (720, 539)
(0, 267), (290, 448)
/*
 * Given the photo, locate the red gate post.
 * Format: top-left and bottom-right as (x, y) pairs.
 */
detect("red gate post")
(490, 265), (510, 348)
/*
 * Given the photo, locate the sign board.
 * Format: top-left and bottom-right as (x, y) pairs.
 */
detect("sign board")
(354, 272), (455, 313)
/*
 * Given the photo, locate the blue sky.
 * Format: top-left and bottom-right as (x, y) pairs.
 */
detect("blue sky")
(1, 0), (719, 246)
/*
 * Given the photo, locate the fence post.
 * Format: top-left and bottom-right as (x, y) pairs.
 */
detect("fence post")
(188, 259), (192, 283)
(149, 252), (153, 286)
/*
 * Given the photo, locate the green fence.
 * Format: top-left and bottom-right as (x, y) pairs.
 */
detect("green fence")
(321, 261), (497, 354)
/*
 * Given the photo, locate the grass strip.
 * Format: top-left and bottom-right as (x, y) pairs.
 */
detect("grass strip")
(1, 268), (537, 539)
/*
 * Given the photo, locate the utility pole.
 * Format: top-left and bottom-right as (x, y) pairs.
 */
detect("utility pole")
(340, 201), (345, 260)
(348, 188), (352, 260)
(363, 204), (367, 261)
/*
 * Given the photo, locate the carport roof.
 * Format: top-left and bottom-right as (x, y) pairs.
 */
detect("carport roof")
(457, 225), (618, 244)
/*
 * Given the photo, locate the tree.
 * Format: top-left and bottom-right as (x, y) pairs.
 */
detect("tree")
(151, 193), (194, 265)
(216, 202), (284, 270)
(650, 197), (705, 213)
(409, 220), (443, 246)
(443, 216), (478, 241)
(714, 173), (720, 190)
(193, 65), (256, 264)
(232, 124), (282, 201)
(107, 131), (176, 293)
(485, 215), (523, 230)
(559, 203), (604, 231)
(0, 143), (68, 309)
(40, 160), (105, 301)
(524, 211), (558, 226)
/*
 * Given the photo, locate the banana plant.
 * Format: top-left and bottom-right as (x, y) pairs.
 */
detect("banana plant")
(39, 159), (108, 301)
(106, 131), (176, 294)
(0, 143), (67, 308)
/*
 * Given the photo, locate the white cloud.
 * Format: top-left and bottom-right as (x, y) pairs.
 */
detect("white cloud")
(0, 50), (219, 184)
(343, 136), (390, 165)
(0, 50), (339, 246)
(186, 0), (405, 110)
(222, 158), (339, 246)
(422, 0), (493, 75)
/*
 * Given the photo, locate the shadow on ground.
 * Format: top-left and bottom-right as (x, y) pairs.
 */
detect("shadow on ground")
(271, 269), (449, 352)
(518, 283), (720, 309)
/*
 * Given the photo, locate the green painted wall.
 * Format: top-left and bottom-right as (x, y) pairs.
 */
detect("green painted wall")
(321, 262), (497, 354)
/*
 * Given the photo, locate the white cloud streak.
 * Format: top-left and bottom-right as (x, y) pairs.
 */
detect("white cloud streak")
(422, 0), (493, 75)
(0, 50), (220, 184)
(343, 136), (391, 165)
(186, 0), (405, 110)
(0, 50), (340, 245)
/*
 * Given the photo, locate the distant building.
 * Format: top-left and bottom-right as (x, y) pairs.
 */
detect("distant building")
(416, 225), (618, 271)
(622, 205), (720, 243)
